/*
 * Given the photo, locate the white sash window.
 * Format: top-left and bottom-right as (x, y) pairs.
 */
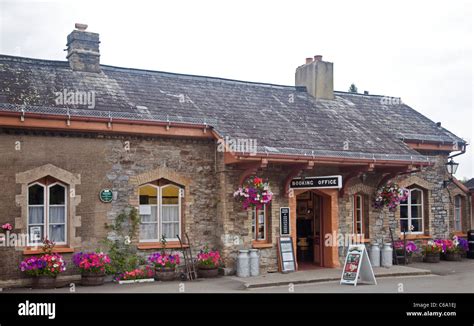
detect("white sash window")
(28, 182), (67, 245)
(139, 184), (181, 242)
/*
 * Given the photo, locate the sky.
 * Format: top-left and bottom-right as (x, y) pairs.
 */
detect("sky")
(0, 0), (473, 178)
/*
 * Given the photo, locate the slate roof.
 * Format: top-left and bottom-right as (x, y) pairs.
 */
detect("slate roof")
(0, 54), (465, 162)
(464, 178), (474, 190)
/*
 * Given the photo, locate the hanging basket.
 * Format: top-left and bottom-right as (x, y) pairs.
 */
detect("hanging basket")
(373, 182), (408, 212)
(233, 176), (273, 210)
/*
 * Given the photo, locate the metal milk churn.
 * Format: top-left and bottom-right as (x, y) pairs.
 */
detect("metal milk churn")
(369, 243), (381, 267)
(381, 243), (393, 267)
(249, 249), (260, 276)
(236, 250), (250, 277)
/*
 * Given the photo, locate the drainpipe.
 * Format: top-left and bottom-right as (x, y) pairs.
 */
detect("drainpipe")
(448, 142), (467, 160)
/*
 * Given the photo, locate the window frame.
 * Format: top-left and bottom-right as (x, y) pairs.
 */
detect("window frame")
(138, 183), (182, 243)
(138, 184), (160, 243)
(352, 194), (364, 237)
(399, 188), (424, 234)
(252, 205), (267, 242)
(47, 182), (68, 245)
(27, 181), (68, 246)
(160, 184), (181, 242)
(454, 195), (463, 232)
(27, 182), (46, 246)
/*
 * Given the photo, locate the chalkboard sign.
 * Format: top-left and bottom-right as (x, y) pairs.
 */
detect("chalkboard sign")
(280, 207), (290, 236)
(340, 244), (376, 286)
(278, 236), (296, 273)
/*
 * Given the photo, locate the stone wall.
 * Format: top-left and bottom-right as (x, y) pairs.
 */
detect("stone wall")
(0, 130), (217, 283)
(0, 129), (468, 283)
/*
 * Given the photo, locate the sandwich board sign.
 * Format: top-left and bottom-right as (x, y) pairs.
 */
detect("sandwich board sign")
(278, 236), (296, 273)
(340, 244), (377, 286)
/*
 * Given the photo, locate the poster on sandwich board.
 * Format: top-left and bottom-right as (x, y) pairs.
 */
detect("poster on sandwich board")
(340, 244), (377, 286)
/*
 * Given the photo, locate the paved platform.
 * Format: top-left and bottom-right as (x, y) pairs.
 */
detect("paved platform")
(233, 265), (431, 289)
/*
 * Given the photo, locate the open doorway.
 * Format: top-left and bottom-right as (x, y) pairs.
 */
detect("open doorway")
(296, 190), (323, 269)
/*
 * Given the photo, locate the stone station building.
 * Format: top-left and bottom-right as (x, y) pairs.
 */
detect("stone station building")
(0, 25), (471, 286)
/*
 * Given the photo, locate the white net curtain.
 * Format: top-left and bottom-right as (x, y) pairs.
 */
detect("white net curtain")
(139, 184), (181, 241)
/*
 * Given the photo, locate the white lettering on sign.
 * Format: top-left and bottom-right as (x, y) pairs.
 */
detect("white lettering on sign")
(290, 175), (342, 189)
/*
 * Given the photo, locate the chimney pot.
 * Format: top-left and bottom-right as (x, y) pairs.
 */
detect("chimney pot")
(75, 23), (88, 31)
(305, 57), (313, 64)
(314, 55), (323, 62)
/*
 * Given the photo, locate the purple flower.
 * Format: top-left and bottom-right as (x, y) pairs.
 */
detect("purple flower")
(457, 238), (469, 252)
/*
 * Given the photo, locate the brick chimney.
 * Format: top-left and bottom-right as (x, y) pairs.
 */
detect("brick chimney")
(66, 23), (101, 73)
(295, 55), (334, 100)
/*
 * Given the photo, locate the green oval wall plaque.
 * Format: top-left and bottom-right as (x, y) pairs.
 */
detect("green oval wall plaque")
(99, 189), (114, 203)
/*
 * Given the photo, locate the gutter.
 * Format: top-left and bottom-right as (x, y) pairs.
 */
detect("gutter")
(228, 151), (432, 167)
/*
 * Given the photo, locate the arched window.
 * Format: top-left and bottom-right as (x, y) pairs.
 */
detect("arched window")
(400, 188), (423, 234)
(139, 183), (182, 242)
(28, 181), (67, 245)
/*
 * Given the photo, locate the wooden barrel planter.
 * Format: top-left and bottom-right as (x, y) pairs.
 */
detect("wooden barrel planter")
(32, 275), (57, 289)
(197, 265), (219, 278)
(155, 267), (176, 281)
(423, 253), (440, 263)
(81, 272), (106, 286)
(397, 255), (412, 265)
(444, 252), (462, 261)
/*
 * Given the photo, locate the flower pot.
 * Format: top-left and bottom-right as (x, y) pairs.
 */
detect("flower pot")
(444, 252), (462, 261)
(32, 275), (57, 289)
(197, 265), (219, 278)
(155, 267), (176, 281)
(398, 255), (412, 265)
(81, 272), (106, 286)
(423, 252), (440, 263)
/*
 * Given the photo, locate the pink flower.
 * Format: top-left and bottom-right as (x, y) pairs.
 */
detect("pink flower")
(1, 223), (13, 231)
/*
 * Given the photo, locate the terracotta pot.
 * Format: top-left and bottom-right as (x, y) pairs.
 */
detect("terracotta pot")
(423, 252), (440, 263)
(155, 267), (176, 281)
(444, 252), (462, 261)
(197, 265), (219, 278)
(32, 275), (57, 289)
(81, 272), (106, 286)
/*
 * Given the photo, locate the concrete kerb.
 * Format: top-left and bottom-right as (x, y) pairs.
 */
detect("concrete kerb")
(236, 266), (432, 289)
